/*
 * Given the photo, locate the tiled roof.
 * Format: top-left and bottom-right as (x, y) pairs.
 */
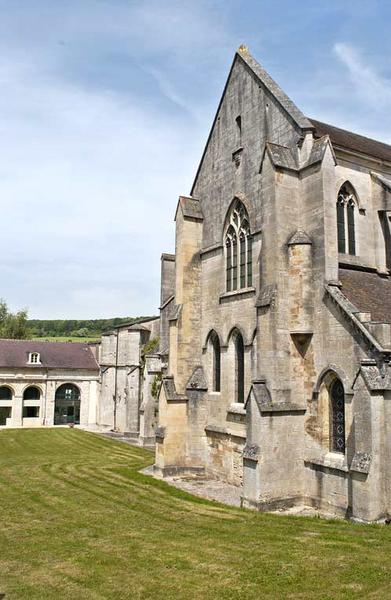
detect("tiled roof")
(339, 268), (391, 323)
(310, 119), (391, 164)
(0, 339), (99, 370)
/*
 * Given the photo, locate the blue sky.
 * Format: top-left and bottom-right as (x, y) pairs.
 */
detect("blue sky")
(1, 0), (391, 319)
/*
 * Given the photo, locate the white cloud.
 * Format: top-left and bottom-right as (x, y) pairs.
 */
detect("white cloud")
(334, 42), (391, 110)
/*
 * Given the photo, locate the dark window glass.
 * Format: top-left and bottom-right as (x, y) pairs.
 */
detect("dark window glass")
(0, 406), (11, 425)
(331, 379), (345, 453)
(232, 238), (238, 290)
(240, 236), (246, 288)
(226, 241), (232, 292)
(23, 386), (40, 400)
(347, 202), (356, 255)
(23, 406), (39, 418)
(235, 333), (245, 403)
(225, 201), (252, 292)
(337, 200), (345, 253)
(247, 235), (253, 287)
(0, 386), (12, 400)
(211, 333), (221, 392)
(54, 384), (81, 425)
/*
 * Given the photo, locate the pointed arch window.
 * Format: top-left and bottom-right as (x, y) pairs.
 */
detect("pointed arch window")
(209, 331), (221, 392)
(225, 200), (252, 291)
(336, 184), (357, 256)
(235, 331), (245, 403)
(330, 379), (345, 454)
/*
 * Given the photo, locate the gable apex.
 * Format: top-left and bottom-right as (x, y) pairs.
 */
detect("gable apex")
(236, 47), (313, 131)
(190, 47), (314, 196)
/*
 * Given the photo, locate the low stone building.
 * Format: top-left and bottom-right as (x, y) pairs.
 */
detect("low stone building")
(0, 339), (100, 428)
(154, 46), (391, 522)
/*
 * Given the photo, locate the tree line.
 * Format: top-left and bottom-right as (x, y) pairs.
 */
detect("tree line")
(27, 316), (152, 338)
(0, 299), (152, 339)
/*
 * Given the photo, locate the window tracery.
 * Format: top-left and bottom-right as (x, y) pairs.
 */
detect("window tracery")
(225, 200), (252, 291)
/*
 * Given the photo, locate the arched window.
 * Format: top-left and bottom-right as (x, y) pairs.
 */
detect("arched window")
(54, 383), (81, 425)
(208, 331), (221, 392)
(23, 386), (40, 400)
(0, 386), (12, 400)
(330, 379), (345, 454)
(225, 200), (252, 291)
(336, 184), (357, 256)
(0, 386), (12, 426)
(234, 331), (245, 403)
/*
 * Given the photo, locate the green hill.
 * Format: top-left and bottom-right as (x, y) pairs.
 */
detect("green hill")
(27, 316), (154, 341)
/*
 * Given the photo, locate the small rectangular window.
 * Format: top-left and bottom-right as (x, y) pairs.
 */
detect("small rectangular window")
(0, 406), (11, 425)
(23, 406), (39, 418)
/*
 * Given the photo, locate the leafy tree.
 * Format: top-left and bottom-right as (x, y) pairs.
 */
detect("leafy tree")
(0, 299), (29, 339)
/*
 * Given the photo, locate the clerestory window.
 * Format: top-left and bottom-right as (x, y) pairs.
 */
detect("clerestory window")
(337, 184), (357, 256)
(225, 200), (252, 291)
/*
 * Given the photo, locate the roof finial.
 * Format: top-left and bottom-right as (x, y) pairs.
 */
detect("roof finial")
(238, 44), (249, 54)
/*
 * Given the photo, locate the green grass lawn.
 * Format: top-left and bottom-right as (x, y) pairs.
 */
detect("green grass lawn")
(0, 429), (390, 600)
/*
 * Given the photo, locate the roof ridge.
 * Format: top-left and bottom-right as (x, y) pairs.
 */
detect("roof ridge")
(307, 117), (391, 149)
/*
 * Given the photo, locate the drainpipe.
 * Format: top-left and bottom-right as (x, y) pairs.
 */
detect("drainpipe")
(113, 329), (119, 431)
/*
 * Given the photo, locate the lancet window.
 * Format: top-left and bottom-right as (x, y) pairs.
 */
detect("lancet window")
(330, 379), (345, 454)
(337, 184), (357, 255)
(225, 200), (252, 291)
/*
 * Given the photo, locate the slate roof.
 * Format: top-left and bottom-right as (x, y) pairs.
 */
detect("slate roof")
(339, 268), (391, 323)
(310, 119), (391, 164)
(0, 339), (99, 370)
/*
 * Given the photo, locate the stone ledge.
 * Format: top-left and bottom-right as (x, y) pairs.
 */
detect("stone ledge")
(153, 465), (205, 478)
(260, 403), (306, 414)
(227, 402), (246, 416)
(304, 455), (349, 474)
(219, 287), (256, 303)
(205, 424), (246, 439)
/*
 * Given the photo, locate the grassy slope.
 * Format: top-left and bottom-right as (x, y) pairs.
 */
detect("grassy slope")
(0, 429), (390, 600)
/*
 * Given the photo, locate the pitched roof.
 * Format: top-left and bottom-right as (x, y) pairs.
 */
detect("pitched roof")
(310, 118), (391, 164)
(0, 339), (99, 370)
(339, 268), (391, 323)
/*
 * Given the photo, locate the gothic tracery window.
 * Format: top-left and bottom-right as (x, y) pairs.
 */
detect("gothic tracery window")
(337, 184), (357, 256)
(225, 200), (252, 291)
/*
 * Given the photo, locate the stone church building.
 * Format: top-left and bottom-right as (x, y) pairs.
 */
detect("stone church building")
(1, 46), (390, 524)
(154, 46), (391, 523)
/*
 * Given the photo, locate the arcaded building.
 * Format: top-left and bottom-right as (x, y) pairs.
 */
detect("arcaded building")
(155, 46), (391, 522)
(0, 339), (100, 428)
